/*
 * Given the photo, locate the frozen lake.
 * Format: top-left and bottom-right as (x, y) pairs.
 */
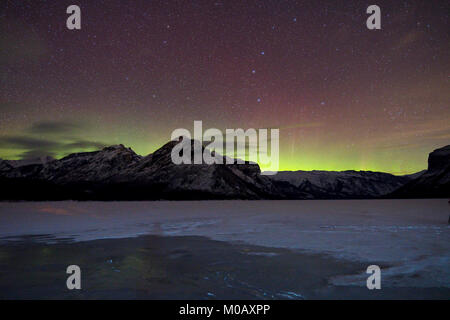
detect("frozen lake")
(0, 199), (449, 289)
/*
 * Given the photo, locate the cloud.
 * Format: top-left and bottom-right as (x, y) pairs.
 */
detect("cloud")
(0, 119), (110, 159)
(0, 136), (61, 150)
(64, 140), (106, 149)
(0, 136), (63, 159)
(18, 149), (58, 159)
(0, 134), (107, 160)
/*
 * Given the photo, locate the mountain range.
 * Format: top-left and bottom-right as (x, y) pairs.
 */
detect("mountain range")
(0, 141), (448, 200)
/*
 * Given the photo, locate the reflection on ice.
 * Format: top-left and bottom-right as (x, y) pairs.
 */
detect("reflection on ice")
(0, 199), (449, 288)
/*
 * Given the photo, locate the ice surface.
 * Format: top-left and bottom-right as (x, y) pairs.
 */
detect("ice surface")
(0, 199), (449, 288)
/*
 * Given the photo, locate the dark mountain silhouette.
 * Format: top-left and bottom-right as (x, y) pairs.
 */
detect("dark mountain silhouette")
(389, 145), (450, 198)
(269, 170), (411, 199)
(0, 140), (446, 200)
(0, 140), (283, 200)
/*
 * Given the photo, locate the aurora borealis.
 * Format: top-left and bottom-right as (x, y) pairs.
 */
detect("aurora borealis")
(0, 0), (449, 174)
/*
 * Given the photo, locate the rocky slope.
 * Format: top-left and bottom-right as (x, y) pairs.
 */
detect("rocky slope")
(389, 145), (450, 198)
(3, 156), (55, 168)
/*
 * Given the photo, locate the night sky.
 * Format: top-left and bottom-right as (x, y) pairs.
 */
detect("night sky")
(0, 0), (449, 174)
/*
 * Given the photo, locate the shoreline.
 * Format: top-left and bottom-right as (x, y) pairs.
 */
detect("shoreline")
(1, 197), (449, 203)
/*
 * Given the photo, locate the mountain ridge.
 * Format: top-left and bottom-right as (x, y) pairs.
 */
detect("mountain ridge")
(0, 141), (447, 200)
